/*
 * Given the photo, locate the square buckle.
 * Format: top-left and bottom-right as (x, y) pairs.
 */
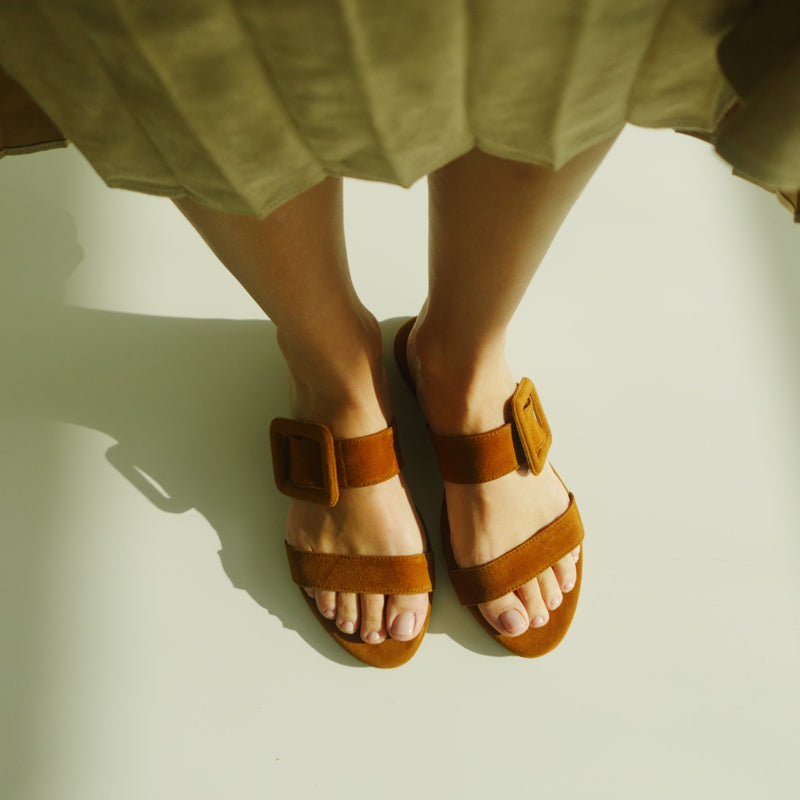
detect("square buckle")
(269, 418), (339, 506)
(511, 378), (552, 476)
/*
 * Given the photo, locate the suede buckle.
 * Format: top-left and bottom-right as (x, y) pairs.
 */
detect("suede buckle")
(511, 377), (552, 476)
(270, 418), (403, 507)
(270, 418), (340, 507)
(429, 378), (553, 484)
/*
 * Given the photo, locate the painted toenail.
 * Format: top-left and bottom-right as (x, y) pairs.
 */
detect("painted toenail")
(365, 631), (382, 644)
(339, 620), (355, 634)
(531, 616), (547, 628)
(391, 612), (416, 638)
(548, 595), (562, 610)
(562, 580), (575, 593)
(499, 609), (527, 635)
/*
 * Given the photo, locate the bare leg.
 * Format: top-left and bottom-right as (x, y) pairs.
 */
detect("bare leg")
(405, 139), (616, 636)
(175, 178), (428, 644)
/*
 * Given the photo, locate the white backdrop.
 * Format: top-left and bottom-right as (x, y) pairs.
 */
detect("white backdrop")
(1, 126), (799, 799)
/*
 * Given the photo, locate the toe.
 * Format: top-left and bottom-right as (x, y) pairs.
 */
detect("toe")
(537, 568), (563, 611)
(552, 553), (578, 593)
(385, 592), (429, 641)
(571, 546), (581, 563)
(515, 578), (550, 628)
(315, 590), (337, 620)
(479, 593), (530, 637)
(336, 592), (359, 635)
(360, 594), (387, 644)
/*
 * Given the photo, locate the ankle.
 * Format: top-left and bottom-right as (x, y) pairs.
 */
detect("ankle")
(412, 312), (507, 382)
(410, 316), (515, 435)
(279, 307), (380, 388)
(288, 376), (391, 438)
(281, 310), (391, 437)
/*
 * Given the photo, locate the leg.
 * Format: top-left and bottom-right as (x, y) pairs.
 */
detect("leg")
(175, 178), (428, 644)
(406, 139), (616, 636)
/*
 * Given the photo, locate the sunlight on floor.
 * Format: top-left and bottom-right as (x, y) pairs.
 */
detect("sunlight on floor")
(1, 126), (798, 799)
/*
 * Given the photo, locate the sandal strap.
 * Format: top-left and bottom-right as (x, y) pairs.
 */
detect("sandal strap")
(448, 495), (583, 606)
(285, 543), (435, 595)
(430, 377), (552, 483)
(270, 418), (402, 507)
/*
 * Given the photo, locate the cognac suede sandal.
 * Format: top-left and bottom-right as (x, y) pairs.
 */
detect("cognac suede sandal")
(270, 417), (434, 668)
(394, 317), (584, 658)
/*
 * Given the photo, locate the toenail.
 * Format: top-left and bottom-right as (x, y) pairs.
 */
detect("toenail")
(548, 595), (562, 610)
(391, 612), (416, 638)
(562, 580), (575, 593)
(531, 616), (547, 628)
(339, 620), (355, 634)
(322, 608), (335, 619)
(365, 631), (382, 644)
(499, 609), (527, 635)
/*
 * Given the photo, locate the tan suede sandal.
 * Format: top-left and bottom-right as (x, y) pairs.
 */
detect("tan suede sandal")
(270, 416), (434, 668)
(394, 317), (584, 658)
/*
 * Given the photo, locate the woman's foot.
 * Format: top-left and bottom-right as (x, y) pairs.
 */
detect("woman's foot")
(405, 315), (580, 637)
(282, 313), (429, 645)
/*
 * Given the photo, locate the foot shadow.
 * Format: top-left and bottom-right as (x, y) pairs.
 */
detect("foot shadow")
(0, 176), (504, 670)
(0, 184), (355, 668)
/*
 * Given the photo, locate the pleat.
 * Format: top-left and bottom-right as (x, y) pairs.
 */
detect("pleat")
(236, 0), (471, 186)
(627, 0), (749, 131)
(67, 0), (326, 212)
(0, 0), (791, 219)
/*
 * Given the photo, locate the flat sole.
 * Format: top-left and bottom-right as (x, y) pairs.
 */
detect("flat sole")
(394, 316), (583, 657)
(296, 587), (432, 668)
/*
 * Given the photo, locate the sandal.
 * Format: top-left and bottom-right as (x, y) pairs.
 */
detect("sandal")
(270, 416), (434, 668)
(394, 317), (584, 657)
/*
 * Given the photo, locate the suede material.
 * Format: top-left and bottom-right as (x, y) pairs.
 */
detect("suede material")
(430, 379), (552, 482)
(430, 425), (526, 484)
(442, 499), (584, 658)
(335, 423), (404, 488)
(395, 319), (553, 483)
(270, 409), (434, 667)
(439, 490), (584, 658)
(512, 377), (552, 475)
(394, 317), (586, 658)
(270, 418), (402, 506)
(448, 494), (583, 605)
(285, 543), (434, 595)
(270, 417), (339, 505)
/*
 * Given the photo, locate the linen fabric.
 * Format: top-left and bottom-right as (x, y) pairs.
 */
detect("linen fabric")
(0, 0), (798, 218)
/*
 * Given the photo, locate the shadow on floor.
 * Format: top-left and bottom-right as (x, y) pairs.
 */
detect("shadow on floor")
(0, 181), (504, 678)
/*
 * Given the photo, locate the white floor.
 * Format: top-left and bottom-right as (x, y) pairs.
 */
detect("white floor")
(1, 127), (798, 800)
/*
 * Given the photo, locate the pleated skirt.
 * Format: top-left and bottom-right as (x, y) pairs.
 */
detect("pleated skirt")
(0, 0), (797, 218)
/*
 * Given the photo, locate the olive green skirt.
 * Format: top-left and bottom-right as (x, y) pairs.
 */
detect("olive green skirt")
(1, 0), (798, 219)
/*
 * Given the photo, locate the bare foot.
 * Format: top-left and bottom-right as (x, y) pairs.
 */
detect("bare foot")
(405, 317), (580, 636)
(282, 315), (429, 644)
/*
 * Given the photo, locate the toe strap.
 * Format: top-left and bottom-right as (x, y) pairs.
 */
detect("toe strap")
(285, 543), (435, 595)
(448, 495), (584, 606)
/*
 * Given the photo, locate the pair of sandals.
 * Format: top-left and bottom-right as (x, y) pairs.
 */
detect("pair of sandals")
(269, 318), (585, 667)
